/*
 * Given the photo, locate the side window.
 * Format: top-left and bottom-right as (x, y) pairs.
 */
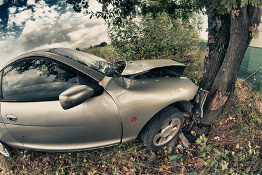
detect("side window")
(2, 58), (79, 101)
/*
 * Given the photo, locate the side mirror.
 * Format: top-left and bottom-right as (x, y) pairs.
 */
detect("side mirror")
(59, 85), (94, 110)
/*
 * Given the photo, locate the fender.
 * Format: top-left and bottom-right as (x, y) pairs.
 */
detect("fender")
(100, 76), (199, 142)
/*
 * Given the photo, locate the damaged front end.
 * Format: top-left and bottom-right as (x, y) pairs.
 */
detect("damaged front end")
(184, 89), (209, 135)
(117, 59), (209, 127)
(104, 59), (209, 148)
(117, 59), (186, 79)
(168, 89), (209, 153)
(115, 59), (209, 133)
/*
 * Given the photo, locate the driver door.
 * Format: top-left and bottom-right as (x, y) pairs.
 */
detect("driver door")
(0, 57), (122, 150)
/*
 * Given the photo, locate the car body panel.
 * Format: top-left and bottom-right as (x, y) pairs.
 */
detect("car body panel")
(0, 122), (23, 148)
(1, 91), (122, 151)
(0, 48), (202, 152)
(121, 59), (186, 76)
(100, 76), (198, 142)
(0, 113), (3, 123)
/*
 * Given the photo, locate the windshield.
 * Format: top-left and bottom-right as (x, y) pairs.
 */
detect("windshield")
(49, 48), (119, 77)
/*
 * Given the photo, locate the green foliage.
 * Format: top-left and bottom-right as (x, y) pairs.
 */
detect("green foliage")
(140, 0), (203, 19)
(66, 0), (262, 25)
(82, 45), (121, 62)
(66, 0), (140, 25)
(205, 0), (262, 15)
(240, 0), (262, 8)
(66, 0), (205, 26)
(109, 12), (201, 61)
(83, 43), (204, 80)
(196, 135), (261, 174)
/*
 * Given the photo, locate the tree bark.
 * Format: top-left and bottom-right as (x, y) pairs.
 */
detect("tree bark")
(199, 4), (231, 91)
(200, 5), (261, 125)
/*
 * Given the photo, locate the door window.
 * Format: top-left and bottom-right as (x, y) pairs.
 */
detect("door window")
(2, 58), (79, 101)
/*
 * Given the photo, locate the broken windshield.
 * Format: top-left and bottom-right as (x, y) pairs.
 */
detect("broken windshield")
(49, 48), (119, 77)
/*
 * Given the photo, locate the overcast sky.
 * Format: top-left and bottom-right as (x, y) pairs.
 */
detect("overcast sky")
(0, 0), (109, 66)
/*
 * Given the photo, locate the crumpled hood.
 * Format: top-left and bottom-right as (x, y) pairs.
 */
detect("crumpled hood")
(121, 59), (186, 76)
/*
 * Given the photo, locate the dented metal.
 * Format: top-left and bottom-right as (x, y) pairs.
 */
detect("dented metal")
(121, 59), (186, 76)
(192, 89), (209, 119)
(0, 48), (206, 153)
(100, 76), (198, 142)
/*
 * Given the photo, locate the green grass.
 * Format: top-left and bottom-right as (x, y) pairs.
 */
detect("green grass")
(1, 142), (158, 174)
(231, 79), (262, 138)
(194, 134), (261, 175)
(194, 78), (262, 174)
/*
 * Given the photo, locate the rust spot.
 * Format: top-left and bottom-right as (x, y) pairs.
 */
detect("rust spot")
(209, 90), (230, 111)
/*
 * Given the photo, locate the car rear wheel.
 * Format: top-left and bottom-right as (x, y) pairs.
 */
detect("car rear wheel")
(0, 141), (13, 158)
(141, 106), (184, 150)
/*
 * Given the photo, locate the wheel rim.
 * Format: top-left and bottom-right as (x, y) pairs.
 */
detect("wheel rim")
(0, 143), (10, 157)
(153, 118), (181, 146)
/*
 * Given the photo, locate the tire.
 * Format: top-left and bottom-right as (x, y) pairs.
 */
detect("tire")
(0, 141), (13, 158)
(141, 106), (184, 150)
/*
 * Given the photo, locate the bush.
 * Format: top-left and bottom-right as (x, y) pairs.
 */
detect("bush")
(109, 12), (201, 61)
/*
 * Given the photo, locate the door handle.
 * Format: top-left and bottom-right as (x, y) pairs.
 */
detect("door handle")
(6, 114), (18, 122)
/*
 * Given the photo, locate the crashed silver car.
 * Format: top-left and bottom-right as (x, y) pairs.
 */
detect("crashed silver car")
(0, 48), (207, 158)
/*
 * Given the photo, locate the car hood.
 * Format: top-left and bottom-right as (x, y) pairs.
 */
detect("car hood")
(121, 59), (186, 76)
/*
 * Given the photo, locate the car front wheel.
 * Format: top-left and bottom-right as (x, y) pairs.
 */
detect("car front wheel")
(141, 106), (184, 150)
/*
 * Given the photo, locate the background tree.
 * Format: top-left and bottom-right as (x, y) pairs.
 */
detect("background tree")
(67, 0), (261, 126)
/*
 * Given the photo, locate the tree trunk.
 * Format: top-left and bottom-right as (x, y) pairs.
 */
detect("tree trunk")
(200, 5), (261, 125)
(199, 5), (231, 91)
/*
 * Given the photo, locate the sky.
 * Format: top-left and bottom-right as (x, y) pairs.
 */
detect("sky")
(0, 0), (109, 66)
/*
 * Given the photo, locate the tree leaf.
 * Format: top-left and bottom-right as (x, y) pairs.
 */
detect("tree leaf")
(196, 138), (202, 144)
(206, 145), (212, 152)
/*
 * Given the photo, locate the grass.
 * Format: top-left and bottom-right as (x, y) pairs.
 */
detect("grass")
(0, 46), (261, 174)
(0, 142), (156, 174)
(194, 134), (261, 174)
(231, 79), (262, 137)
(200, 78), (262, 174)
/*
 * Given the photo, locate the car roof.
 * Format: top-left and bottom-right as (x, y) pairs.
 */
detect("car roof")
(0, 48), (105, 82)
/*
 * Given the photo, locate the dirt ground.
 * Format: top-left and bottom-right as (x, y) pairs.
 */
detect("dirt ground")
(0, 111), (260, 175)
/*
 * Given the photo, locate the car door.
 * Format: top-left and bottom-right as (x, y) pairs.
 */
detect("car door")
(0, 57), (122, 151)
